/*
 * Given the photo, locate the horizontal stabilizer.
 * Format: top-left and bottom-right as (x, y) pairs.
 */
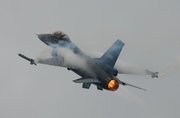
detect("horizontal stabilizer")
(114, 78), (146, 91)
(121, 81), (146, 91)
(73, 78), (101, 83)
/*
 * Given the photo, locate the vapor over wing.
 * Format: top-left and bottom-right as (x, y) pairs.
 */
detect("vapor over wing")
(115, 61), (158, 78)
(36, 57), (78, 69)
(87, 50), (156, 76)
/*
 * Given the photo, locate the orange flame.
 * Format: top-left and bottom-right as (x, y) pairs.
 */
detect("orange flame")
(108, 80), (119, 91)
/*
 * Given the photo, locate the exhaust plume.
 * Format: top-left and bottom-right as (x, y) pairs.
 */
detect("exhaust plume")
(115, 86), (144, 104)
(160, 57), (180, 78)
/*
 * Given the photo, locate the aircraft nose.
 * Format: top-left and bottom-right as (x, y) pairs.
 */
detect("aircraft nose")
(36, 34), (45, 41)
(37, 34), (48, 45)
(36, 34), (57, 45)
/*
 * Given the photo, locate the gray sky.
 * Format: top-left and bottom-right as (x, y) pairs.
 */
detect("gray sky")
(0, 0), (180, 118)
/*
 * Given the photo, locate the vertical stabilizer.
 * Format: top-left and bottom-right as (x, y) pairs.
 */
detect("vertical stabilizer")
(100, 40), (125, 67)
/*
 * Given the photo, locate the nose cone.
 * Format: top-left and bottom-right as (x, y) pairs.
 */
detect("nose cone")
(37, 34), (58, 45)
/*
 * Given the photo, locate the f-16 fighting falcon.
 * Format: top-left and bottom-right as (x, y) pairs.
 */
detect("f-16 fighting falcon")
(19, 30), (158, 91)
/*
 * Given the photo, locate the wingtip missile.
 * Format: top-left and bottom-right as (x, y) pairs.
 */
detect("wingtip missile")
(18, 53), (36, 65)
(145, 70), (159, 78)
(151, 72), (159, 78)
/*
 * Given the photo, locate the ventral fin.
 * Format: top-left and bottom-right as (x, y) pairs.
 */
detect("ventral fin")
(82, 83), (91, 89)
(97, 86), (103, 91)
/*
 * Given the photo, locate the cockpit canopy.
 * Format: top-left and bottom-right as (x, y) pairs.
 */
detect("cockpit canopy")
(51, 30), (71, 41)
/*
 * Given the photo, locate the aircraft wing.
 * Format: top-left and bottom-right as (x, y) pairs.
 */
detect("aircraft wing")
(114, 61), (159, 78)
(36, 57), (78, 69)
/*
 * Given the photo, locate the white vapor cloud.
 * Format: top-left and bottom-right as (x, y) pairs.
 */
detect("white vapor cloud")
(36, 47), (97, 77)
(86, 50), (154, 75)
(160, 57), (180, 78)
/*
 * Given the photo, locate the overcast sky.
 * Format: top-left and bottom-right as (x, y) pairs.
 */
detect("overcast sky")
(0, 0), (180, 118)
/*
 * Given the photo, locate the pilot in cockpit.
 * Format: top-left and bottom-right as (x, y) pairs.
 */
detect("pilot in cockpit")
(51, 30), (71, 41)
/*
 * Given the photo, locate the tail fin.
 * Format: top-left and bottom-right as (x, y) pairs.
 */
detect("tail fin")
(100, 40), (125, 67)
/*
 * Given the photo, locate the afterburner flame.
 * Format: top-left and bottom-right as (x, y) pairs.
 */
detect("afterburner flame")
(108, 79), (119, 91)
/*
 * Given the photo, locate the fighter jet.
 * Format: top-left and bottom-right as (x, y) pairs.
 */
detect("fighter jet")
(19, 30), (158, 91)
